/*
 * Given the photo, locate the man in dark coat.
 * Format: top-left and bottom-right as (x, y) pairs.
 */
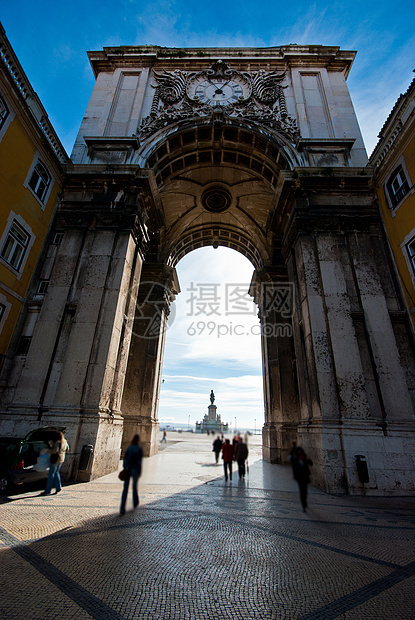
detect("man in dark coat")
(221, 439), (234, 481)
(120, 434), (143, 515)
(290, 446), (313, 512)
(213, 436), (223, 463)
(234, 438), (249, 480)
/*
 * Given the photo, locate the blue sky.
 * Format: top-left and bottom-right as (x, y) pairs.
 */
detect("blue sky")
(2, 1), (414, 156)
(1, 1), (414, 430)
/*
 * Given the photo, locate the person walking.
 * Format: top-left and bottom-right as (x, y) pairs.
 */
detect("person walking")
(120, 434), (143, 515)
(41, 431), (69, 496)
(234, 437), (249, 480)
(221, 438), (234, 482)
(290, 446), (313, 512)
(212, 436), (223, 463)
(289, 441), (297, 476)
(160, 429), (167, 443)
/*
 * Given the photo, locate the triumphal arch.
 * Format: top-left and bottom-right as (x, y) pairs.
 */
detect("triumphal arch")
(2, 45), (415, 494)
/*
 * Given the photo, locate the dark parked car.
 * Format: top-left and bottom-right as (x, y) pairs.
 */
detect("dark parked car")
(0, 427), (65, 494)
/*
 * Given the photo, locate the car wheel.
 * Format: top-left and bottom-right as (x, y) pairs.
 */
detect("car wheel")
(0, 475), (10, 495)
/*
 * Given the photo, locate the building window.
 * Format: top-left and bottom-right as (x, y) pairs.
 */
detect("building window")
(52, 232), (64, 245)
(0, 95), (9, 131)
(36, 280), (49, 296)
(28, 160), (51, 203)
(0, 220), (31, 271)
(0, 295), (11, 334)
(406, 237), (415, 277)
(15, 336), (32, 356)
(387, 166), (410, 208)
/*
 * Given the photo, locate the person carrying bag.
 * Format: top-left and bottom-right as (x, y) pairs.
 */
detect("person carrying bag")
(120, 434), (143, 515)
(41, 432), (69, 496)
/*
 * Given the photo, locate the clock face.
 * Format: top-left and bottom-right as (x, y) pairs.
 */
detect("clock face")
(188, 76), (249, 106)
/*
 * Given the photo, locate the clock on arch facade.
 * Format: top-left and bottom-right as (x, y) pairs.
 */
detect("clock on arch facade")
(138, 58), (299, 144)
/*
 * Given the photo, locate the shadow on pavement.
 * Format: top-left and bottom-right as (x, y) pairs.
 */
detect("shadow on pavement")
(1, 457), (415, 620)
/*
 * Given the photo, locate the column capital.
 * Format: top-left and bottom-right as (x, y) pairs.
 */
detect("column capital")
(139, 262), (180, 299)
(249, 269), (294, 324)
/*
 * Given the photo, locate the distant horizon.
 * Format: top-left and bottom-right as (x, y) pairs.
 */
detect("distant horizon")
(159, 421), (262, 433)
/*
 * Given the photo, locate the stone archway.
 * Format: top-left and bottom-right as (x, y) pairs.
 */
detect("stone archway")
(127, 121), (302, 466)
(1, 45), (415, 495)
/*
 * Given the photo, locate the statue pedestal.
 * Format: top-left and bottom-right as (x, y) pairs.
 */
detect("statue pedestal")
(196, 400), (228, 433)
(208, 404), (217, 420)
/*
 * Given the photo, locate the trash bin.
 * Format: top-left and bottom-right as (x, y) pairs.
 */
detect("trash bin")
(355, 454), (369, 484)
(78, 444), (94, 471)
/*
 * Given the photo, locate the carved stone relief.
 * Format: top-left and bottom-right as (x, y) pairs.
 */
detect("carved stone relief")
(137, 60), (299, 142)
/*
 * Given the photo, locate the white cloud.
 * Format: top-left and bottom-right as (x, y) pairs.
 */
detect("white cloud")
(162, 374), (262, 388)
(351, 35), (415, 154)
(164, 247), (261, 368)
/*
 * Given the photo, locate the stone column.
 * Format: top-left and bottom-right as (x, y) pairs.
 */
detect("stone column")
(121, 262), (180, 457)
(288, 230), (384, 491)
(2, 172), (150, 481)
(348, 233), (414, 424)
(281, 171), (415, 494)
(250, 268), (299, 464)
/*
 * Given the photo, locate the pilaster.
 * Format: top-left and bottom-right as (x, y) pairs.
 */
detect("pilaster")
(250, 267), (299, 464)
(280, 169), (415, 493)
(121, 262), (180, 457)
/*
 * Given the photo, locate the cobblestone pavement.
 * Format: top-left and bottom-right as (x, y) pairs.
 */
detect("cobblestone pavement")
(1, 432), (415, 620)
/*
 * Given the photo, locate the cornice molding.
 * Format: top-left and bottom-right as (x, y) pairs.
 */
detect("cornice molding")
(87, 45), (356, 78)
(369, 76), (415, 169)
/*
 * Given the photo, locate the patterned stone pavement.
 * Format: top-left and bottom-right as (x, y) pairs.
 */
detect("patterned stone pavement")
(1, 433), (414, 619)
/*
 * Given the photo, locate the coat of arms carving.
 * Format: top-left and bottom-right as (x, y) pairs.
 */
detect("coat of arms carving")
(137, 60), (298, 142)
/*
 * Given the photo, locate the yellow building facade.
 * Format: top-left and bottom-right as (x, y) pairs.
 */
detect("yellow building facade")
(370, 77), (415, 327)
(0, 24), (68, 369)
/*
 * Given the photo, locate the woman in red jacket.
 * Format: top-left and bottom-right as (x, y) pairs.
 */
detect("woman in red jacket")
(221, 439), (234, 482)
